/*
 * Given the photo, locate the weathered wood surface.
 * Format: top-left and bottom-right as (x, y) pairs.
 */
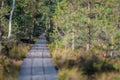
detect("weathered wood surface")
(18, 34), (58, 80)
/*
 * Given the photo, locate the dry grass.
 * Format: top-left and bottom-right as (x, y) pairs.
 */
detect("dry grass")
(50, 48), (120, 80)
(0, 42), (32, 80)
(95, 72), (120, 80)
(9, 43), (32, 60)
(58, 68), (87, 80)
(0, 57), (21, 80)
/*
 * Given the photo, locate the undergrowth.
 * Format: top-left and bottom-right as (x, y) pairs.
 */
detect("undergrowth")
(0, 40), (32, 80)
(50, 47), (120, 80)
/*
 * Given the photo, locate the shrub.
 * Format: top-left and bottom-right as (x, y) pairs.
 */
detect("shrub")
(0, 57), (13, 72)
(58, 68), (87, 80)
(9, 44), (30, 60)
(2, 40), (31, 60)
(0, 57), (21, 80)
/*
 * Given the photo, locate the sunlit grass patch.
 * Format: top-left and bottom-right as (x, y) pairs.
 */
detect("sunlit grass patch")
(58, 68), (87, 80)
(9, 44), (31, 60)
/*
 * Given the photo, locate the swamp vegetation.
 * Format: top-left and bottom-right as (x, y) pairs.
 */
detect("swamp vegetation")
(0, 0), (120, 80)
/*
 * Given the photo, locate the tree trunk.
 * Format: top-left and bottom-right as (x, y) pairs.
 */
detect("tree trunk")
(87, 0), (91, 51)
(33, 19), (36, 37)
(110, 46), (114, 57)
(0, 23), (2, 55)
(72, 28), (75, 51)
(45, 15), (48, 33)
(7, 0), (15, 39)
(115, 4), (120, 28)
(0, 1), (4, 55)
(48, 17), (51, 29)
(1, 0), (4, 9)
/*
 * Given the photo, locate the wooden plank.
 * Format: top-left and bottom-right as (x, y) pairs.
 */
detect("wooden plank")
(43, 58), (58, 80)
(19, 75), (31, 80)
(31, 46), (45, 80)
(26, 52), (43, 58)
(31, 47), (44, 50)
(33, 44), (46, 46)
(30, 50), (43, 52)
(35, 42), (46, 44)
(43, 52), (51, 58)
(18, 59), (32, 80)
(19, 35), (59, 80)
(32, 75), (45, 80)
(32, 58), (43, 75)
(34, 44), (46, 47)
(45, 75), (59, 80)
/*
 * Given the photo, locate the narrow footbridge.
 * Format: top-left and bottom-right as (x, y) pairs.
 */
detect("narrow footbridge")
(18, 34), (59, 80)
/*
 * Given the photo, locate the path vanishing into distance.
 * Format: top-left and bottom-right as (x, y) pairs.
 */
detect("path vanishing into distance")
(18, 34), (59, 80)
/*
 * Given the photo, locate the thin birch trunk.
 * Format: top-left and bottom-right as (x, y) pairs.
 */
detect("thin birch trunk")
(110, 46), (114, 57)
(7, 0), (15, 39)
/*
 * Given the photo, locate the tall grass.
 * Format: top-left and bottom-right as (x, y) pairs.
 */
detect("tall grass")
(0, 57), (21, 80)
(50, 47), (120, 80)
(0, 41), (32, 80)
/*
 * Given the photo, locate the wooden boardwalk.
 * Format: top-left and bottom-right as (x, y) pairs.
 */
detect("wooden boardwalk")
(18, 34), (59, 80)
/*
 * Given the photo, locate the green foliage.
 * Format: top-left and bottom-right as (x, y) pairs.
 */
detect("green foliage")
(58, 68), (87, 80)
(1, 0), (119, 52)
(113, 63), (120, 70)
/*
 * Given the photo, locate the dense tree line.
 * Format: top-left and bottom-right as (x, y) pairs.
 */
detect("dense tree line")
(0, 0), (120, 53)
(0, 0), (120, 56)
(51, 0), (120, 56)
